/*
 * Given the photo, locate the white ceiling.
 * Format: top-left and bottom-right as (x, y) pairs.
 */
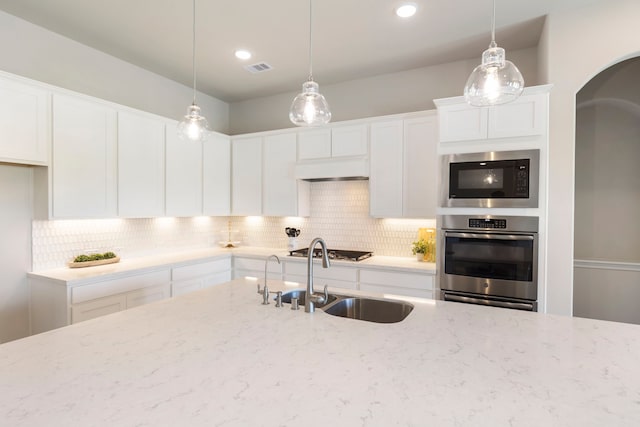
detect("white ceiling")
(0, 0), (596, 103)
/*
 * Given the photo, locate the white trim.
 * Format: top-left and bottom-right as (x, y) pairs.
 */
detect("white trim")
(574, 259), (640, 273)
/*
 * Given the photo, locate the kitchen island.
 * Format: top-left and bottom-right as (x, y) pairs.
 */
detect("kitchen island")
(2, 278), (639, 426)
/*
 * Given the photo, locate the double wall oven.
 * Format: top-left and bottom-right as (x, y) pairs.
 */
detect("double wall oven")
(438, 149), (541, 311)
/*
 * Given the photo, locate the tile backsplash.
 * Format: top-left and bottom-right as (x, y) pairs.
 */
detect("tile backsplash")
(32, 180), (435, 270)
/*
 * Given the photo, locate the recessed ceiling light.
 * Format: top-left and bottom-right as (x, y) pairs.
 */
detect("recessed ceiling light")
(396, 3), (417, 18)
(234, 49), (252, 60)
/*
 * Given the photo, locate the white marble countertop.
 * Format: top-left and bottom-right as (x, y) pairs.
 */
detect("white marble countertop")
(2, 278), (639, 426)
(28, 246), (435, 286)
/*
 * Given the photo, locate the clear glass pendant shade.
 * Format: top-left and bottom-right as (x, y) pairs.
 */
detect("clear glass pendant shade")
(177, 103), (210, 142)
(464, 42), (524, 106)
(289, 80), (331, 126)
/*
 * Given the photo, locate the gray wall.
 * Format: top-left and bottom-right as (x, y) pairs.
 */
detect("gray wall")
(0, 10), (229, 133)
(229, 47), (539, 134)
(573, 57), (640, 324)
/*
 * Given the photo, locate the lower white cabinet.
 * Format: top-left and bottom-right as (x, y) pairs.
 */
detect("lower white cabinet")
(171, 258), (232, 297)
(284, 261), (358, 290)
(233, 256), (283, 282)
(359, 269), (434, 299)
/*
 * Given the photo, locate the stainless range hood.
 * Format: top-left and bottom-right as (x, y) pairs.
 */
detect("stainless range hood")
(294, 156), (369, 181)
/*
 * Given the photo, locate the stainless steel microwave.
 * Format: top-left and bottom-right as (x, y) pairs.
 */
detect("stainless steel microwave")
(440, 149), (539, 208)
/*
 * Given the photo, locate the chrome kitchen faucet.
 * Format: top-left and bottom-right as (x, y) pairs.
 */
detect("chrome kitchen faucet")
(305, 237), (331, 313)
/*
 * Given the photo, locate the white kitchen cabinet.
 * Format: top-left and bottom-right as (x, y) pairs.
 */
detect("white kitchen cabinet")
(369, 112), (438, 218)
(117, 111), (165, 217)
(359, 269), (434, 299)
(71, 294), (126, 323)
(369, 120), (403, 218)
(233, 256), (283, 281)
(30, 268), (171, 333)
(166, 121), (203, 216)
(284, 261), (358, 290)
(403, 114), (438, 218)
(51, 94), (117, 218)
(231, 136), (262, 216)
(0, 76), (48, 165)
(171, 258), (232, 297)
(263, 132), (310, 217)
(203, 132), (231, 216)
(436, 88), (548, 143)
(298, 124), (368, 159)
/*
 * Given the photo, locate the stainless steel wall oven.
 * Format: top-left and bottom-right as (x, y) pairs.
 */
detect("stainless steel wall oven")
(439, 215), (538, 311)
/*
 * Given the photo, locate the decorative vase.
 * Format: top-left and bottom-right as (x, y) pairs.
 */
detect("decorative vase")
(416, 253), (425, 262)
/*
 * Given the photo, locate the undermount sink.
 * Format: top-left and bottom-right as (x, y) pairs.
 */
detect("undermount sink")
(323, 297), (414, 324)
(279, 290), (414, 323)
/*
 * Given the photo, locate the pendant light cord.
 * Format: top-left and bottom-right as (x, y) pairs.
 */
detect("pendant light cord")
(490, 0), (496, 47)
(308, 0), (313, 81)
(191, 0), (197, 104)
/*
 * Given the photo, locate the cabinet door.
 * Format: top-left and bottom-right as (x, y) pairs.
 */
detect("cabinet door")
(203, 133), (231, 216)
(0, 77), (48, 165)
(488, 93), (546, 138)
(117, 111), (165, 217)
(331, 124), (368, 157)
(52, 94), (117, 218)
(438, 103), (488, 142)
(166, 122), (203, 216)
(263, 132), (309, 216)
(297, 129), (331, 159)
(369, 120), (403, 218)
(231, 137), (262, 215)
(403, 114), (438, 218)
(71, 294), (126, 324)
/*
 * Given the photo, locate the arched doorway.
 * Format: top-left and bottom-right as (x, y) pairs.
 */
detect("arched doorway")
(573, 57), (640, 324)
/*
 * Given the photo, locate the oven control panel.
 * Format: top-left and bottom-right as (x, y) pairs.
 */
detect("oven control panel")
(468, 218), (507, 229)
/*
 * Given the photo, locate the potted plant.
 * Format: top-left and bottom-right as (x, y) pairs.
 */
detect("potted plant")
(412, 239), (429, 261)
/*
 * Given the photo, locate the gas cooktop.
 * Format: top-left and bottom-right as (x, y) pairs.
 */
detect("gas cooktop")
(289, 248), (373, 262)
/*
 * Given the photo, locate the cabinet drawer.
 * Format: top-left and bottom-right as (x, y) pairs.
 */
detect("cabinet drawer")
(234, 257), (283, 274)
(285, 261), (357, 282)
(71, 269), (171, 303)
(71, 294), (126, 323)
(172, 258), (231, 281)
(172, 278), (203, 297)
(202, 271), (232, 289)
(359, 269), (434, 291)
(284, 274), (357, 290)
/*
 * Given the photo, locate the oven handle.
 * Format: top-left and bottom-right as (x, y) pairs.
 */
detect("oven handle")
(444, 232), (534, 241)
(443, 293), (535, 311)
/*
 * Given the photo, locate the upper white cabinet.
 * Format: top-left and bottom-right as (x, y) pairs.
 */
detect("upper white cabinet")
(263, 132), (309, 217)
(436, 88), (548, 143)
(117, 111), (165, 218)
(166, 122), (203, 217)
(369, 112), (438, 218)
(51, 94), (117, 219)
(231, 136), (262, 216)
(298, 124), (368, 159)
(369, 120), (404, 218)
(203, 132), (231, 216)
(0, 76), (48, 165)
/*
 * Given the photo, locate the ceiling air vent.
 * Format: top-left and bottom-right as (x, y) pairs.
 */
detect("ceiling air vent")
(244, 62), (273, 73)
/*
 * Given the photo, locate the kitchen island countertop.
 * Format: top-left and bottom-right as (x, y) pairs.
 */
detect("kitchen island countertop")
(1, 278), (639, 426)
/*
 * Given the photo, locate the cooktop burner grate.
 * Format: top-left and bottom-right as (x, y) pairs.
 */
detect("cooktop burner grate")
(289, 248), (373, 262)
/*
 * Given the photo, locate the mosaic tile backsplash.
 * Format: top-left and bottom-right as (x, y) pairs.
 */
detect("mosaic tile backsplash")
(32, 180), (435, 270)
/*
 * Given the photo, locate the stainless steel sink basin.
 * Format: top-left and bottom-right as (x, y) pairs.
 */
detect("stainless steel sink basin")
(322, 297), (414, 323)
(279, 290), (338, 307)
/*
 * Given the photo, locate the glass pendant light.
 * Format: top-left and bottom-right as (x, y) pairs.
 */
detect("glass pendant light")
(463, 0), (524, 107)
(178, 0), (210, 141)
(289, 0), (331, 127)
